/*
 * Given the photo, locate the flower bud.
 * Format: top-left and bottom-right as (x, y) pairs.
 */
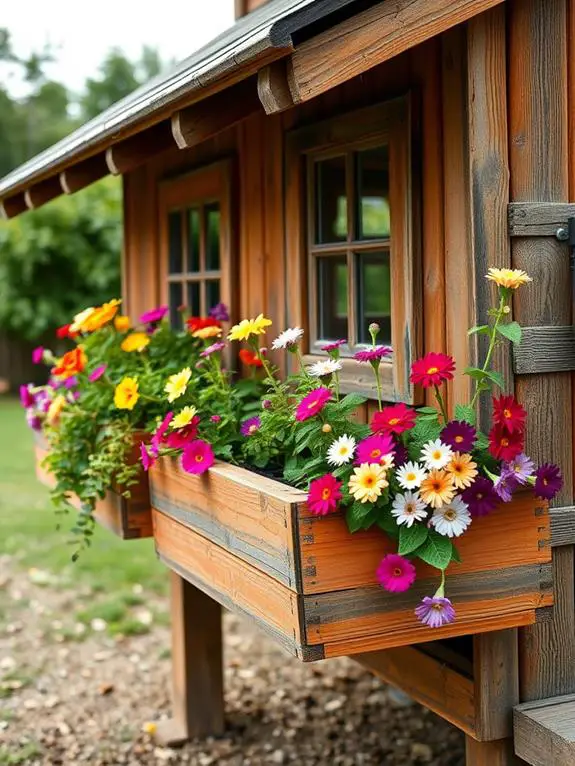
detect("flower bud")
(503, 305), (511, 314)
(262, 399), (272, 410)
(369, 322), (381, 335)
(322, 423), (332, 433)
(210, 415), (221, 423)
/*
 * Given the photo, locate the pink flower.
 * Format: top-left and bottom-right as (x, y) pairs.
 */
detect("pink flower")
(32, 347), (44, 364)
(210, 415), (222, 423)
(376, 554), (416, 593)
(415, 596), (456, 628)
(139, 306), (168, 324)
(181, 439), (215, 475)
(89, 365), (107, 382)
(140, 442), (156, 471)
(201, 341), (226, 357)
(295, 387), (332, 422)
(307, 474), (342, 516)
(353, 346), (392, 363)
(356, 434), (395, 466)
(150, 411), (173, 455)
(321, 339), (346, 352)
(164, 419), (200, 449)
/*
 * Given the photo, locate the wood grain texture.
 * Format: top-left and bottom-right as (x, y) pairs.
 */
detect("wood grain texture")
(257, 61), (294, 114)
(59, 154), (109, 194)
(356, 646), (476, 736)
(466, 737), (524, 766)
(288, 0), (505, 105)
(473, 630), (519, 741)
(514, 694), (575, 766)
(106, 121), (175, 175)
(549, 505), (575, 546)
(513, 326), (575, 374)
(508, 202), (575, 236)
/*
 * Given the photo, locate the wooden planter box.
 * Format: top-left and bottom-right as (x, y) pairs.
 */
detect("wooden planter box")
(150, 458), (553, 661)
(34, 434), (152, 540)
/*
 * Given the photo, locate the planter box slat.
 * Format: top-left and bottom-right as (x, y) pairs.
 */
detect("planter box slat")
(150, 458), (553, 660)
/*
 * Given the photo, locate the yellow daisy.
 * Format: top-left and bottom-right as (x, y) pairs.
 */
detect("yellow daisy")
(114, 315), (131, 332)
(348, 463), (388, 504)
(114, 377), (139, 410)
(446, 452), (478, 489)
(228, 314), (272, 342)
(486, 268), (532, 290)
(251, 313), (272, 335)
(171, 406), (198, 430)
(82, 298), (122, 332)
(46, 395), (66, 426)
(420, 469), (455, 509)
(165, 367), (191, 403)
(121, 332), (150, 352)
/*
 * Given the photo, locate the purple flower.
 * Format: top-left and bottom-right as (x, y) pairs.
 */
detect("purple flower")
(321, 339), (346, 353)
(461, 477), (499, 517)
(89, 365), (107, 382)
(208, 302), (230, 322)
(64, 376), (78, 389)
(26, 409), (42, 431)
(140, 442), (155, 471)
(139, 306), (168, 325)
(504, 453), (534, 485)
(353, 346), (392, 363)
(20, 385), (34, 409)
(210, 415), (222, 423)
(415, 596), (456, 628)
(441, 421), (476, 453)
(493, 469), (520, 503)
(241, 416), (261, 437)
(32, 347), (44, 364)
(535, 463), (563, 500)
(201, 341), (226, 357)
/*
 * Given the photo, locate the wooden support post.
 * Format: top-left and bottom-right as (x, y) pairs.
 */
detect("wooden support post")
(508, 0), (575, 705)
(154, 572), (224, 746)
(466, 737), (524, 766)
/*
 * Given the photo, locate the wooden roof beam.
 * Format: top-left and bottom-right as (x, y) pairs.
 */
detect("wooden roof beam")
(106, 121), (176, 175)
(172, 78), (263, 149)
(285, 0), (506, 109)
(0, 193), (28, 219)
(60, 154), (109, 194)
(24, 176), (63, 211)
(257, 60), (295, 114)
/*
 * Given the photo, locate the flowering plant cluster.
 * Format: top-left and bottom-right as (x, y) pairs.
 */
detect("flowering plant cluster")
(222, 269), (563, 628)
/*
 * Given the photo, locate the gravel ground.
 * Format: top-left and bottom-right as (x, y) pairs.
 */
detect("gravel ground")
(0, 557), (465, 766)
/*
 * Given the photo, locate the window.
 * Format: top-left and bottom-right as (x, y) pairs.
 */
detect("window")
(158, 161), (232, 328)
(286, 97), (421, 402)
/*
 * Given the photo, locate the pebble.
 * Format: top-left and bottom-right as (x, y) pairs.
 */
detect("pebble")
(90, 618), (107, 632)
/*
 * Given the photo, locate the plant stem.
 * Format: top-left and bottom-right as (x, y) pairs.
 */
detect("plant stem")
(294, 347), (312, 380)
(374, 365), (383, 411)
(434, 385), (448, 423)
(470, 295), (506, 409)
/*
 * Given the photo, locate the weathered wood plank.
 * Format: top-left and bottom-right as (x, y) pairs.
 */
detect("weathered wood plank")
(549, 505), (575, 547)
(513, 326), (575, 374)
(257, 61), (294, 114)
(508, 202), (575, 237)
(106, 121), (175, 175)
(473, 630), (519, 741)
(514, 694), (575, 766)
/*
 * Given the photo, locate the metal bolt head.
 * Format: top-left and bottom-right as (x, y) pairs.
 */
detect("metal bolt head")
(556, 227), (569, 241)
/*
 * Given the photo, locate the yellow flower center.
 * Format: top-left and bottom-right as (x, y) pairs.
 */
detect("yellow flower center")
(427, 366), (439, 375)
(431, 603), (443, 611)
(338, 447), (348, 456)
(365, 477), (374, 486)
(249, 425), (258, 434)
(195, 454), (204, 463)
(406, 473), (416, 482)
(503, 408), (512, 419)
(432, 450), (441, 460)
(501, 438), (509, 447)
(370, 449), (381, 459)
(455, 435), (464, 443)
(322, 488), (331, 500)
(388, 417), (400, 426)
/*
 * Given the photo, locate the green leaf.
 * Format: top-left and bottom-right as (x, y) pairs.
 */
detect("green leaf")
(454, 403), (476, 425)
(398, 524), (429, 556)
(346, 502), (373, 533)
(467, 324), (490, 336)
(464, 367), (485, 380)
(483, 369), (505, 389)
(337, 392), (368, 414)
(451, 544), (462, 564)
(417, 531), (453, 571)
(377, 511), (400, 538)
(417, 406), (438, 415)
(497, 321), (522, 345)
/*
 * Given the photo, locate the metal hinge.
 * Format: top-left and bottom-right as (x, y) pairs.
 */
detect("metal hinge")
(508, 202), (575, 239)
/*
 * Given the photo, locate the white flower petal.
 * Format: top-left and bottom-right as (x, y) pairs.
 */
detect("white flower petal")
(327, 435), (356, 466)
(271, 327), (304, 349)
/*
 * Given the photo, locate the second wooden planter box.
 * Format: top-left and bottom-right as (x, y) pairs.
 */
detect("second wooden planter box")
(150, 458), (552, 661)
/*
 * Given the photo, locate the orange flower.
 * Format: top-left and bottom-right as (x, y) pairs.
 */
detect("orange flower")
(192, 325), (222, 340)
(82, 299), (121, 332)
(114, 315), (131, 332)
(53, 348), (87, 379)
(239, 349), (263, 368)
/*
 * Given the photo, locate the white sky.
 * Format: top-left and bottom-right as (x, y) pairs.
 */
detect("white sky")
(2, 0), (235, 97)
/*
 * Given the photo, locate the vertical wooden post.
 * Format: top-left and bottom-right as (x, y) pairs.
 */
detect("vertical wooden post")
(154, 572), (225, 745)
(508, 0), (575, 704)
(466, 737), (523, 766)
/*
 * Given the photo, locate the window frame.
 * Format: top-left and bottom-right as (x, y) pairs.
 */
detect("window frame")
(158, 160), (233, 323)
(285, 96), (421, 403)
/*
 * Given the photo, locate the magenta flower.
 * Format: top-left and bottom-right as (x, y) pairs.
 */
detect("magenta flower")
(20, 385), (34, 409)
(415, 596), (456, 628)
(307, 474), (342, 516)
(139, 306), (168, 325)
(295, 387), (332, 422)
(26, 410), (42, 431)
(201, 341), (226, 357)
(210, 415), (222, 423)
(32, 347), (44, 364)
(241, 416), (261, 437)
(165, 419), (200, 450)
(140, 442), (155, 471)
(209, 302), (230, 322)
(535, 463), (563, 500)
(181, 439), (215, 475)
(262, 399), (272, 410)
(493, 469), (519, 502)
(356, 434), (395, 466)
(461, 477), (499, 517)
(504, 453), (534, 485)
(151, 411), (174, 455)
(321, 339), (346, 353)
(89, 365), (107, 382)
(376, 554), (416, 593)
(353, 346), (392, 363)
(64, 376), (78, 389)
(440, 421), (476, 453)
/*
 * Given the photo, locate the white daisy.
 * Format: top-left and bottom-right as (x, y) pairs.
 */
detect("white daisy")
(308, 358), (343, 377)
(430, 495), (471, 538)
(391, 491), (428, 528)
(380, 452), (395, 471)
(327, 435), (356, 466)
(271, 327), (304, 350)
(421, 439), (453, 470)
(396, 461), (427, 490)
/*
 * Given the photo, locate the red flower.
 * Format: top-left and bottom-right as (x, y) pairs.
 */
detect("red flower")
(186, 316), (221, 334)
(371, 403), (416, 435)
(492, 395), (526, 434)
(52, 347), (87, 379)
(56, 324), (77, 339)
(410, 353), (455, 388)
(239, 348), (263, 368)
(307, 474), (342, 516)
(488, 424), (524, 462)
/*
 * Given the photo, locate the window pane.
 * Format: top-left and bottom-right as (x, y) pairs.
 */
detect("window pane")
(205, 281), (221, 314)
(169, 282), (183, 329)
(356, 146), (390, 240)
(186, 208), (200, 273)
(315, 157), (347, 243)
(356, 251), (391, 344)
(168, 211), (183, 273)
(205, 204), (221, 270)
(187, 282), (201, 316)
(317, 256), (348, 340)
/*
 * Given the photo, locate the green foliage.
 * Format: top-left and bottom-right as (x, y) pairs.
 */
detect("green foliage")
(398, 524), (428, 556)
(416, 531), (454, 571)
(496, 321), (522, 344)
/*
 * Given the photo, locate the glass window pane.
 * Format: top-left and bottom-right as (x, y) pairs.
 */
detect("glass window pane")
(186, 208), (200, 273)
(356, 146), (390, 240)
(187, 282), (201, 316)
(168, 211), (183, 273)
(316, 256), (348, 341)
(315, 157), (347, 243)
(205, 281), (220, 314)
(169, 282), (183, 329)
(205, 204), (221, 271)
(356, 251), (391, 344)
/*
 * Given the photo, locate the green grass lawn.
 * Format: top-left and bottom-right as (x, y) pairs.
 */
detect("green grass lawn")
(0, 397), (167, 634)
